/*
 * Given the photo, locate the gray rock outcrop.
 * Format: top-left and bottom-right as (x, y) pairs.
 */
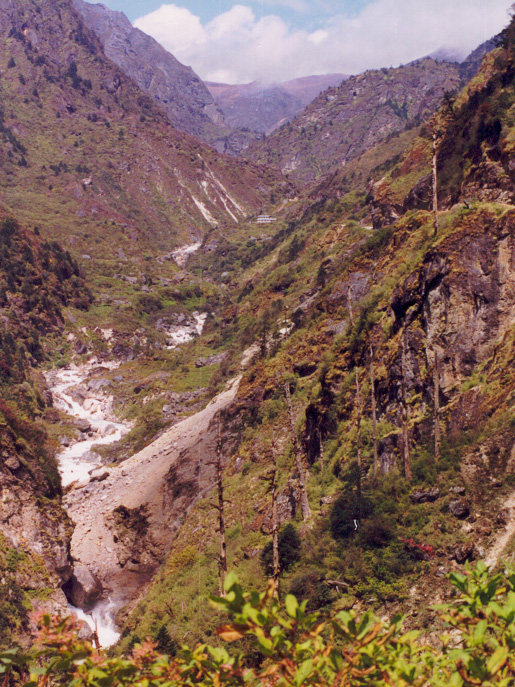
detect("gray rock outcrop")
(65, 563), (103, 610)
(71, 0), (227, 147)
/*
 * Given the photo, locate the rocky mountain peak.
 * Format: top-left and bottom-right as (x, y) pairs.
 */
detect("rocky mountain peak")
(71, 0), (227, 141)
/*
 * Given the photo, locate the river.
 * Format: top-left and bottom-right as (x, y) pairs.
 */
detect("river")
(48, 302), (207, 646)
(49, 359), (130, 645)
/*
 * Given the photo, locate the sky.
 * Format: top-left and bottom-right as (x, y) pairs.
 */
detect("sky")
(87, 0), (513, 84)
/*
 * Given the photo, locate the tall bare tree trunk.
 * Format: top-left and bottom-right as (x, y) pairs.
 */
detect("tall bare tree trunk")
(401, 329), (412, 482)
(285, 382), (311, 520)
(432, 130), (439, 236)
(213, 417), (227, 595)
(348, 283), (354, 325)
(355, 367), (362, 502)
(317, 428), (324, 472)
(434, 350), (441, 462)
(369, 346), (379, 484)
(271, 435), (280, 599)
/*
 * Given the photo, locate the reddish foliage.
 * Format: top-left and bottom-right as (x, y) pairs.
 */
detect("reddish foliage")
(401, 537), (434, 560)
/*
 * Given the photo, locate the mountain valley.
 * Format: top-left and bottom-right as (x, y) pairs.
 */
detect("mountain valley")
(3, 1), (515, 681)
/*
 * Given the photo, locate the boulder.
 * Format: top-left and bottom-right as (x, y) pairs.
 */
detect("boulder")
(449, 499), (470, 519)
(4, 456), (20, 471)
(89, 468), (110, 482)
(449, 486), (466, 496)
(100, 424), (117, 437)
(454, 542), (475, 564)
(83, 398), (99, 412)
(65, 563), (102, 610)
(76, 418), (92, 433)
(87, 379), (113, 392)
(410, 488), (440, 504)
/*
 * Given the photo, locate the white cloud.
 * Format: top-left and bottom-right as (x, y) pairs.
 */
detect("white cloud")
(134, 0), (512, 84)
(134, 4), (206, 53)
(258, 0), (310, 12)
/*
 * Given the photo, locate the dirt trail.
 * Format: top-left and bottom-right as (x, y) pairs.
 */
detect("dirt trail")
(484, 489), (515, 569)
(66, 375), (241, 608)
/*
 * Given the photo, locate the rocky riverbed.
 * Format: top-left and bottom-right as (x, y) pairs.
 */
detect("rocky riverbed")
(45, 307), (229, 646)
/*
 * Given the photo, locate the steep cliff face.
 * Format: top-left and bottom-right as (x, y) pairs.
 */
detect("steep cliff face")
(0, 209), (91, 644)
(71, 0), (232, 148)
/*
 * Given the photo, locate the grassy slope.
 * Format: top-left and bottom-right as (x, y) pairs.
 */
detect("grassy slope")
(0, 0), (285, 269)
(118, 28), (515, 652)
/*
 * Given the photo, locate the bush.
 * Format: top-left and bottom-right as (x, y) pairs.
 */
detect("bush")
(330, 492), (373, 539)
(357, 513), (396, 548)
(260, 523), (301, 575)
(9, 564), (515, 687)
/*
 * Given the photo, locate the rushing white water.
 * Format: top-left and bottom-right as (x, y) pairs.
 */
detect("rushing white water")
(69, 601), (121, 647)
(49, 312), (208, 647)
(51, 363), (130, 488)
(48, 361), (130, 647)
(171, 242), (201, 267)
(166, 312), (207, 349)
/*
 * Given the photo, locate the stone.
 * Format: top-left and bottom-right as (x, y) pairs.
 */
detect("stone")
(65, 563), (102, 610)
(259, 484), (300, 534)
(410, 488), (440, 504)
(83, 398), (99, 412)
(87, 379), (112, 392)
(89, 468), (110, 482)
(4, 456), (20, 471)
(454, 542), (475, 564)
(76, 418), (91, 433)
(449, 499), (470, 519)
(449, 486), (466, 496)
(71, 477), (91, 490)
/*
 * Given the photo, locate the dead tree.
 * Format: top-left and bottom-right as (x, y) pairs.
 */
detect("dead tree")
(401, 328), (412, 482)
(432, 128), (439, 236)
(285, 381), (311, 520)
(210, 417), (227, 595)
(317, 428), (324, 472)
(434, 350), (441, 462)
(347, 283), (354, 325)
(261, 434), (280, 598)
(355, 367), (362, 502)
(369, 346), (379, 484)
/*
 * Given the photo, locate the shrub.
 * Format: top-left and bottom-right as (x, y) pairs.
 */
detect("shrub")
(260, 523), (301, 575)
(8, 564), (515, 687)
(330, 492), (373, 539)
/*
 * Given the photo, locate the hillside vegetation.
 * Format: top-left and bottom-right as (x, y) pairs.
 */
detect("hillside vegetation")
(244, 55), (486, 184)
(2, 0), (515, 669)
(0, 0), (284, 267)
(116, 17), (515, 651)
(0, 207), (91, 645)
